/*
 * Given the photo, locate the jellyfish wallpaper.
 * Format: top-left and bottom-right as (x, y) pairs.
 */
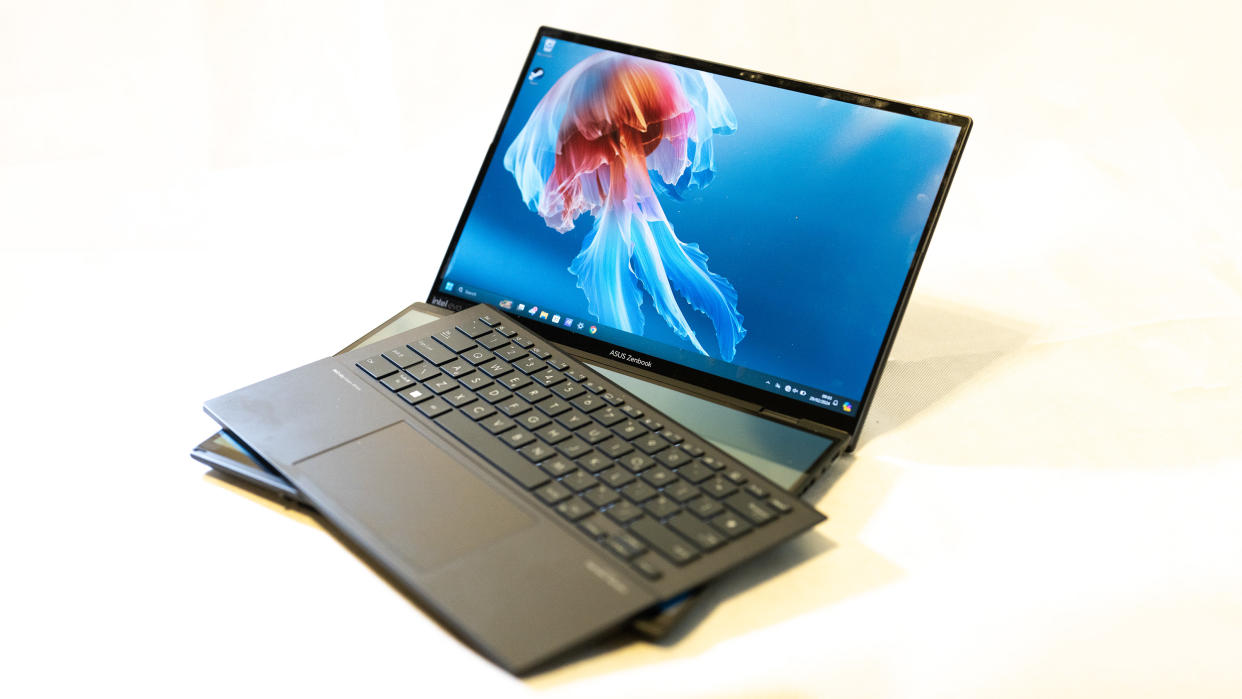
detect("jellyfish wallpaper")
(441, 38), (961, 403)
(503, 53), (745, 361)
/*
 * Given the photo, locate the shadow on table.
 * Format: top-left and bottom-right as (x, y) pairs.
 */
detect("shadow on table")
(856, 295), (1035, 449)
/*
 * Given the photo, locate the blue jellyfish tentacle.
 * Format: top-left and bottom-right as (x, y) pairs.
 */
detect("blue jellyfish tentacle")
(568, 207), (646, 335)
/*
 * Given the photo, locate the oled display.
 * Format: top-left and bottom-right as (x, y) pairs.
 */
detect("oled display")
(440, 35), (963, 415)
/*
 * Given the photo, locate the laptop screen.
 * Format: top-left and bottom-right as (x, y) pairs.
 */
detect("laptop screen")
(432, 29), (969, 433)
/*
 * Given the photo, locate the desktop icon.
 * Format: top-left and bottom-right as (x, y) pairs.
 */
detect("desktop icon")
(842, 401), (853, 413)
(551, 314), (561, 324)
(542, 38), (556, 53)
(528, 306), (538, 315)
(589, 325), (597, 334)
(517, 303), (525, 311)
(499, 299), (513, 310)
(577, 322), (585, 330)
(540, 311), (549, 320)
(445, 281), (454, 291)
(564, 317), (573, 327)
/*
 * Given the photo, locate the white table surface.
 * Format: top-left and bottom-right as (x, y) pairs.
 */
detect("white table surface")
(3, 2), (1240, 696)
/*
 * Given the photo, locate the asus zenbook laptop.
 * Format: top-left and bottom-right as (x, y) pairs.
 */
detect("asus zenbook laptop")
(200, 27), (971, 674)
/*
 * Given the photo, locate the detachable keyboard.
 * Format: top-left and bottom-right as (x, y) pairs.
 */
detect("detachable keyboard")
(354, 305), (824, 587)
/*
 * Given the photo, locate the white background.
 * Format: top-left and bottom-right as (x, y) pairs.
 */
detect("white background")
(2, 1), (1240, 696)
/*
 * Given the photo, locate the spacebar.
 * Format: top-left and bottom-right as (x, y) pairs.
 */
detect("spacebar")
(435, 410), (550, 490)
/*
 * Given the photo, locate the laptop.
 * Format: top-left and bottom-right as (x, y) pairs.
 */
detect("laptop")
(200, 27), (971, 673)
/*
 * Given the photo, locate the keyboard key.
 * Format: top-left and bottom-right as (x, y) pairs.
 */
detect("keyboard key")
(529, 346), (551, 360)
(582, 380), (605, 394)
(659, 429), (684, 444)
(480, 414), (514, 434)
(668, 513), (726, 551)
(497, 399), (529, 417)
(424, 375), (456, 394)
(499, 428), (536, 449)
(621, 481), (658, 503)
(702, 476), (737, 499)
(532, 369), (563, 387)
(514, 356), (544, 374)
(662, 479), (699, 503)
(435, 410), (548, 489)
(745, 483), (769, 499)
(603, 531), (644, 558)
(579, 516), (607, 539)
(618, 452), (654, 474)
(710, 511), (752, 539)
(416, 399), (451, 419)
(614, 420), (646, 440)
(537, 398), (571, 416)
(478, 359), (511, 378)
(642, 466), (676, 488)
(639, 417), (664, 432)
(541, 456), (576, 477)
(631, 556), (662, 580)
(357, 355), (399, 379)
(561, 470), (597, 493)
(442, 388), (475, 407)
(546, 358), (569, 371)
(519, 442), (556, 462)
(500, 373), (531, 391)
(406, 363), (442, 381)
(599, 467), (635, 488)
(462, 402), (495, 421)
(605, 501), (644, 525)
(575, 451), (611, 474)
(495, 345), (525, 361)
(475, 313), (501, 327)
(766, 497), (794, 514)
(599, 391), (623, 406)
(597, 438), (633, 459)
(725, 492), (776, 526)
(493, 324), (517, 338)
(441, 360), (473, 378)
(380, 373), (415, 392)
(516, 411), (551, 431)
(535, 424), (570, 444)
(722, 466), (748, 485)
(556, 497), (594, 521)
(555, 410), (591, 430)
(629, 517), (698, 565)
(551, 381), (586, 400)
(655, 449), (691, 468)
(478, 385), (512, 404)
(557, 437), (591, 459)
(510, 335), (534, 348)
(518, 385), (552, 403)
(563, 369), (587, 382)
(572, 395), (605, 413)
(577, 424), (611, 444)
(680, 442), (705, 457)
(455, 319), (491, 338)
(593, 406), (625, 426)
(398, 385), (432, 405)
(458, 373), (492, 391)
(676, 461), (714, 484)
(381, 346), (421, 368)
(620, 404), (643, 419)
(477, 332), (508, 350)
(643, 495), (680, 520)
(687, 496), (725, 519)
(535, 482), (571, 505)
(434, 328), (476, 353)
(633, 434), (667, 455)
(583, 485), (620, 508)
(409, 337), (455, 365)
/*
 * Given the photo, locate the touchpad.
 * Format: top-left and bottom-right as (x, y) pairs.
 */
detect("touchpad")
(294, 421), (536, 572)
